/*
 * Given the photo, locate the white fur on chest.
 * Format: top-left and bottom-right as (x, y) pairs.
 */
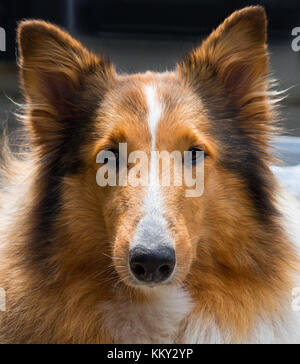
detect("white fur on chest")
(182, 312), (300, 344)
(100, 286), (193, 344)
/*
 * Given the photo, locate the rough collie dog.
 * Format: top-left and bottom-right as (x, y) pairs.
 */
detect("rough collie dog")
(0, 6), (300, 344)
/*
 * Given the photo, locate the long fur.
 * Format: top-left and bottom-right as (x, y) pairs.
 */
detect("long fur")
(0, 7), (300, 344)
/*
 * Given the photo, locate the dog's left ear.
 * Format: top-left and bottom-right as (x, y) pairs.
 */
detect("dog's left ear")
(178, 6), (269, 112)
(17, 20), (115, 119)
(17, 20), (116, 152)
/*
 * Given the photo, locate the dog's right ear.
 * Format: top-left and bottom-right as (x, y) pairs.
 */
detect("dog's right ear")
(17, 20), (115, 119)
(178, 7), (269, 123)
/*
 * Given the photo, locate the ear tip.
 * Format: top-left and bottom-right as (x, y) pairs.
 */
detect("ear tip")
(18, 19), (50, 39)
(225, 6), (267, 44)
(17, 20), (72, 60)
(237, 5), (266, 15)
(17, 20), (51, 54)
(233, 6), (267, 26)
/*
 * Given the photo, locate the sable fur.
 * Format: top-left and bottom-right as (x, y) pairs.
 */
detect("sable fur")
(0, 7), (299, 344)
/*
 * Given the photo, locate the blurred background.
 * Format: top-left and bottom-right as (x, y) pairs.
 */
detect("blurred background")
(0, 0), (300, 137)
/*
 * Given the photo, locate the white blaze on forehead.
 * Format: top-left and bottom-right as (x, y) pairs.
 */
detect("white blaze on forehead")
(130, 84), (174, 250)
(144, 84), (163, 147)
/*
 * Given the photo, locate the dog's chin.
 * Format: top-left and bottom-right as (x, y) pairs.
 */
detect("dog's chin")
(129, 279), (175, 289)
(120, 270), (180, 290)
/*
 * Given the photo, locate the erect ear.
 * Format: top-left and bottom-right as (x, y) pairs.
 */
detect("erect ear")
(178, 7), (269, 119)
(17, 20), (115, 123)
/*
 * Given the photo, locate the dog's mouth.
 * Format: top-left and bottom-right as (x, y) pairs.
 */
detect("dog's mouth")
(127, 274), (177, 289)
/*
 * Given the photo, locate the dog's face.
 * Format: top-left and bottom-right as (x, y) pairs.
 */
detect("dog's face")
(92, 74), (212, 287)
(18, 7), (277, 290)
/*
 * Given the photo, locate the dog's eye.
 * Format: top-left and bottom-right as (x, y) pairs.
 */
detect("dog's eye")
(108, 149), (119, 161)
(188, 147), (205, 165)
(104, 149), (120, 167)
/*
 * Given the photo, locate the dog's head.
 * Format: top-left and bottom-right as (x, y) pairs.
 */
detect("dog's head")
(18, 7), (281, 291)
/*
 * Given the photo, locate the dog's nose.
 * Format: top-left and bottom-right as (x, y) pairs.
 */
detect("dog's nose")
(129, 245), (176, 283)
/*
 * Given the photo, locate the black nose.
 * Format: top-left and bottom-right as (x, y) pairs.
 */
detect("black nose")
(129, 246), (176, 284)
